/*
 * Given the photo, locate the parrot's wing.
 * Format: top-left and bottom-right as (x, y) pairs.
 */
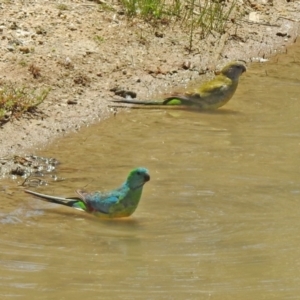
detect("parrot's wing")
(198, 76), (232, 97)
(77, 190), (120, 214)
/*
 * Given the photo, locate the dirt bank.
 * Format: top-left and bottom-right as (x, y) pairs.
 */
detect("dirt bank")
(0, 0), (299, 177)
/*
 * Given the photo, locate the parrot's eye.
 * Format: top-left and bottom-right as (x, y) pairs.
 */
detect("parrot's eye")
(137, 171), (141, 175)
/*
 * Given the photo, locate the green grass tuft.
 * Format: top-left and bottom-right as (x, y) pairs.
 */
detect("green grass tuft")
(0, 84), (50, 124)
(57, 3), (68, 10)
(120, 0), (237, 47)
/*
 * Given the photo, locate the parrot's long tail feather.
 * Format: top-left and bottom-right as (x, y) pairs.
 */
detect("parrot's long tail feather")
(25, 190), (80, 208)
(108, 104), (189, 110)
(112, 99), (164, 105)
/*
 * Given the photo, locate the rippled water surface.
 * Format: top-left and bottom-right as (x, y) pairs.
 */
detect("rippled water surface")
(1, 41), (300, 299)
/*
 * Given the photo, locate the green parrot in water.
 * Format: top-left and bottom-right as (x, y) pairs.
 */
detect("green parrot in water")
(25, 167), (150, 219)
(112, 61), (246, 110)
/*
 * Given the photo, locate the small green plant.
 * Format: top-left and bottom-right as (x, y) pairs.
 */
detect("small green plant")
(0, 84), (50, 124)
(94, 35), (104, 44)
(57, 3), (68, 10)
(98, 2), (115, 11)
(193, 0), (237, 37)
(19, 59), (27, 67)
(120, 0), (165, 19)
(119, 0), (237, 48)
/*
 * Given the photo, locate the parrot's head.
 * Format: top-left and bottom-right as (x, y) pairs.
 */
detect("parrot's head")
(127, 167), (150, 190)
(221, 61), (246, 81)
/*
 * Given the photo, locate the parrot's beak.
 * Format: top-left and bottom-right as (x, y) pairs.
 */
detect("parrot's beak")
(144, 173), (150, 182)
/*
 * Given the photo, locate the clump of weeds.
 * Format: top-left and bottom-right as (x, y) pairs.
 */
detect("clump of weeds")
(0, 83), (50, 125)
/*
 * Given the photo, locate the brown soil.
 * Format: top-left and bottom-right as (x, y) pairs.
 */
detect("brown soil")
(0, 0), (299, 177)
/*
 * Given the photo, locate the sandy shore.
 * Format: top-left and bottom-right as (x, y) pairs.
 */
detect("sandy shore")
(0, 0), (299, 176)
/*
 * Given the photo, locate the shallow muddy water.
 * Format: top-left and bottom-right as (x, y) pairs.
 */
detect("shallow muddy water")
(1, 42), (300, 299)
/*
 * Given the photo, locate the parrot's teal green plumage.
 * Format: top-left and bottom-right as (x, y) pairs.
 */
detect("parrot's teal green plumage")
(25, 167), (150, 219)
(112, 61), (246, 110)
